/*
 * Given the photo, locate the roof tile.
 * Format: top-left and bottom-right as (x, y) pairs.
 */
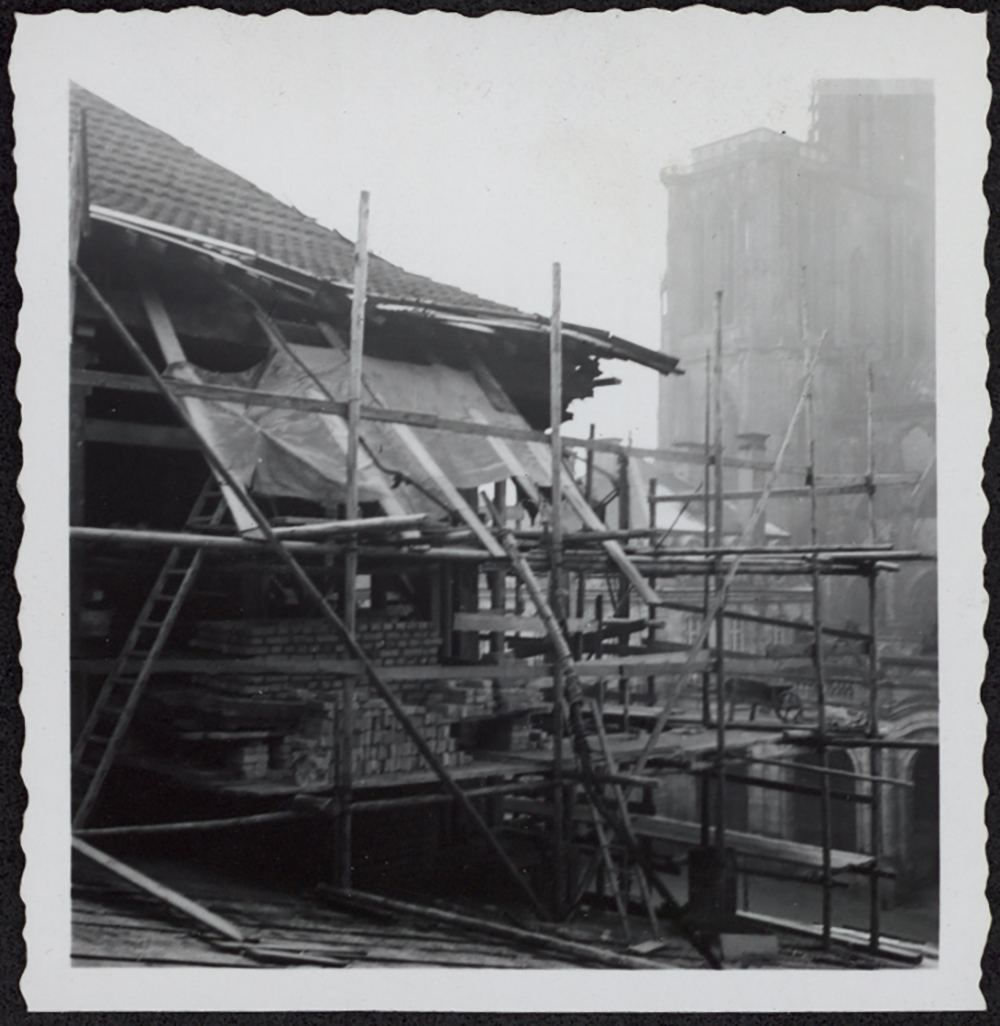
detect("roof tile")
(71, 83), (518, 313)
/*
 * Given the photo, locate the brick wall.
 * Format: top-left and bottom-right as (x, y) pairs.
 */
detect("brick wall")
(181, 617), (496, 783)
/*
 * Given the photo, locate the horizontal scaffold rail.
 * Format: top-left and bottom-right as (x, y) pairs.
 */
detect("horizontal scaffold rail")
(70, 525), (488, 561)
(652, 483), (872, 502)
(70, 653), (780, 680)
(503, 800), (880, 875)
(70, 367), (803, 473)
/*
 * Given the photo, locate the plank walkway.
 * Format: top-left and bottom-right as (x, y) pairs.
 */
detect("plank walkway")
(72, 854), (692, 968)
(72, 849), (905, 970)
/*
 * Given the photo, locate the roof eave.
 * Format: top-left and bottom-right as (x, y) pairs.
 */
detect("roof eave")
(88, 204), (681, 376)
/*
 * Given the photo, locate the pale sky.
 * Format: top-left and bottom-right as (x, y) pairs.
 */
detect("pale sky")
(10, 8), (988, 446)
(14, 8), (987, 445)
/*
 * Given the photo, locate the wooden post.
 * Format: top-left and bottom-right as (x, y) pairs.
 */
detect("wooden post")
(868, 567), (882, 952)
(70, 340), (89, 671)
(70, 341), (90, 528)
(867, 360), (877, 544)
(584, 423), (596, 505)
(702, 349), (713, 728)
(591, 701), (660, 937)
(575, 423), (596, 623)
(345, 190), (369, 624)
(804, 325), (833, 950)
(549, 262), (567, 916)
(73, 838), (244, 942)
(337, 190), (369, 890)
(713, 292), (727, 867)
(489, 482), (507, 718)
(616, 451), (631, 732)
(647, 477), (658, 705)
(865, 361), (882, 952)
(490, 480), (508, 658)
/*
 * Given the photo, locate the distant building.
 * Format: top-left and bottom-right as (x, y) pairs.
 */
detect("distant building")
(658, 80), (936, 646)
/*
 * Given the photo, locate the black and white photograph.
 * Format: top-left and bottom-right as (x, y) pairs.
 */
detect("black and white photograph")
(13, 7), (989, 1012)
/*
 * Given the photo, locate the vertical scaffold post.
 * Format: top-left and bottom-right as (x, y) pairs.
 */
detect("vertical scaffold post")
(647, 476), (659, 705)
(338, 190), (369, 889)
(804, 325), (833, 950)
(867, 363), (882, 952)
(713, 292), (727, 865)
(617, 450), (631, 733)
(577, 424), (595, 623)
(550, 261), (567, 916)
(490, 480), (507, 656)
(868, 566), (882, 952)
(702, 348), (713, 729)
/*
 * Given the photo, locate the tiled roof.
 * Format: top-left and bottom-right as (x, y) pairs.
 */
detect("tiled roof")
(71, 83), (519, 313)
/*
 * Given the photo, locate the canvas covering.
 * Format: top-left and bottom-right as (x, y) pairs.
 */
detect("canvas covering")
(165, 343), (552, 518)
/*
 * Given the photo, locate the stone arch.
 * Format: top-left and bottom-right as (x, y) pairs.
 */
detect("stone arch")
(879, 717), (938, 898)
(909, 746), (939, 887)
(790, 747), (859, 852)
(900, 565), (938, 653)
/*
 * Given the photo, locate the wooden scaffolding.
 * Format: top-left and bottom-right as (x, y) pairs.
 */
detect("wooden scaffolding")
(69, 201), (936, 967)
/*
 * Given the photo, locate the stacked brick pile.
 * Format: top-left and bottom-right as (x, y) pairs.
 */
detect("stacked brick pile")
(178, 617), (496, 783)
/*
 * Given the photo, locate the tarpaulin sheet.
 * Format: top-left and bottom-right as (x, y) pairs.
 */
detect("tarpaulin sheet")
(166, 343), (550, 517)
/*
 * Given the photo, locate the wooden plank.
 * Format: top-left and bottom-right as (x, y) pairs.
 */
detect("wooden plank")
(315, 886), (665, 968)
(139, 288), (258, 535)
(653, 483), (871, 503)
(467, 407), (541, 505)
(736, 911), (927, 964)
(377, 415), (504, 557)
(70, 525), (486, 561)
(528, 440), (660, 606)
(453, 611), (590, 634)
(74, 811), (300, 837)
(628, 814), (875, 874)
(139, 288), (186, 364)
(72, 837), (245, 941)
(270, 513), (429, 539)
(70, 652), (716, 681)
(83, 418), (199, 450)
(70, 368), (802, 471)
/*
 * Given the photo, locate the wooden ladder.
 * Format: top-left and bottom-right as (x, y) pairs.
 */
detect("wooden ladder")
(71, 479), (228, 829)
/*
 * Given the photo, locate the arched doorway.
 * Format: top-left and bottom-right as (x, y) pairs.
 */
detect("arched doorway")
(909, 746), (939, 886)
(791, 749), (858, 852)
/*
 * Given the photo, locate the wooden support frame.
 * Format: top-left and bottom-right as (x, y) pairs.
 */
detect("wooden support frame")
(73, 262), (548, 921)
(483, 496), (721, 967)
(71, 366), (811, 474)
(631, 336), (828, 778)
(71, 231), (934, 962)
(712, 291), (727, 865)
(73, 837), (244, 941)
(335, 190), (370, 890)
(549, 262), (568, 916)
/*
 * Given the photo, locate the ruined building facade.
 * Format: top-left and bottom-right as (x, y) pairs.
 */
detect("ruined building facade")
(657, 80), (936, 647)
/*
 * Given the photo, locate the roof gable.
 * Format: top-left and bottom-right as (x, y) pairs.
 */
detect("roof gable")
(71, 83), (518, 313)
